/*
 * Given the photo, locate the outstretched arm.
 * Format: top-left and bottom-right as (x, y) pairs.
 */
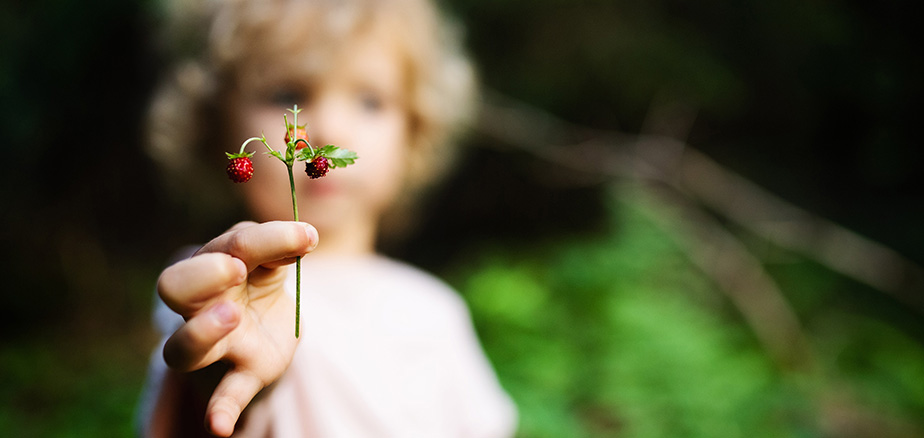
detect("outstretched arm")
(149, 221), (318, 437)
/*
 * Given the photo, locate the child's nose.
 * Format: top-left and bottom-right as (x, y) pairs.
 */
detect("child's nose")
(304, 97), (349, 147)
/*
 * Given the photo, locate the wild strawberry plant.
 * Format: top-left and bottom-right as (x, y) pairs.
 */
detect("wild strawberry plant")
(226, 105), (358, 337)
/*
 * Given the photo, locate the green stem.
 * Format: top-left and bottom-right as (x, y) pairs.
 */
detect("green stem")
(287, 163), (301, 338)
(283, 107), (303, 339)
(238, 136), (264, 154)
(294, 138), (315, 156)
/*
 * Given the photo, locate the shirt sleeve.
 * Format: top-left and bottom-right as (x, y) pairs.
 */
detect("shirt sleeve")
(439, 291), (519, 437)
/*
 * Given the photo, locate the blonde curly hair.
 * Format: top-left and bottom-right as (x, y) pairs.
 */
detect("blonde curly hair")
(146, 0), (477, 226)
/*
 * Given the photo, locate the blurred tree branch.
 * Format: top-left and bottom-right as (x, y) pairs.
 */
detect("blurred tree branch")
(475, 90), (924, 368)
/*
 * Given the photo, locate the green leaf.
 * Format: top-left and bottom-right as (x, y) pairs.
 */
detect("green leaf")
(310, 144), (358, 168)
(226, 151), (255, 159)
(328, 148), (358, 160)
(328, 151), (358, 168)
(321, 146), (358, 159)
(265, 150), (283, 160)
(295, 147), (316, 162)
(329, 157), (356, 168)
(317, 144), (338, 156)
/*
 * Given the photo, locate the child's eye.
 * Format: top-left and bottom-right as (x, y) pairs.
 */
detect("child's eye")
(359, 91), (383, 113)
(267, 87), (306, 108)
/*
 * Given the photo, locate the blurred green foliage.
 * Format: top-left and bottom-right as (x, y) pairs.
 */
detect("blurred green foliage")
(448, 186), (924, 437)
(0, 329), (154, 437)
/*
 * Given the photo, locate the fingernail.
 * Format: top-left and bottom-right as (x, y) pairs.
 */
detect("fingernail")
(303, 223), (319, 251)
(232, 257), (247, 282)
(208, 411), (234, 437)
(211, 302), (237, 326)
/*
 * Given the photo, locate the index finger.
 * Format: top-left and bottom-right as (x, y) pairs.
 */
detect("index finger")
(197, 221), (319, 271)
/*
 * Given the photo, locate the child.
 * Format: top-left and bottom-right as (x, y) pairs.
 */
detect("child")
(138, 0), (517, 436)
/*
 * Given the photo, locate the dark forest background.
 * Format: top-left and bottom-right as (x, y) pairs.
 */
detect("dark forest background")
(1, 0), (922, 436)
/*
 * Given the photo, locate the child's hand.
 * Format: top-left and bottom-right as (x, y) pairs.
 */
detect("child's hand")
(156, 221), (319, 436)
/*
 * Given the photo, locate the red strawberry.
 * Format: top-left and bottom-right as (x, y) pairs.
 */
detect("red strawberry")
(285, 126), (310, 150)
(305, 157), (329, 179)
(227, 156), (254, 183)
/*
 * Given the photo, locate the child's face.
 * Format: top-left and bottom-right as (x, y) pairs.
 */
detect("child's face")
(227, 31), (410, 239)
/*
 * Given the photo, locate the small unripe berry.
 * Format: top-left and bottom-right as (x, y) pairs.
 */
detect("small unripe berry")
(285, 127), (310, 150)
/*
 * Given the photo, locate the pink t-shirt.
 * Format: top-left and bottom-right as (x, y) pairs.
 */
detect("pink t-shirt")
(141, 254), (517, 437)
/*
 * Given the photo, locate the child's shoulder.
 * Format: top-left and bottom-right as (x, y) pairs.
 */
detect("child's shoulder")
(369, 256), (454, 293)
(301, 254), (473, 337)
(361, 256), (477, 339)
(307, 255), (470, 325)
(364, 255), (467, 313)
(305, 254), (468, 315)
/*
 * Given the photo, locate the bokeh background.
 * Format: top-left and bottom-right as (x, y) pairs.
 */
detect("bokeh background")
(2, 0), (923, 436)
